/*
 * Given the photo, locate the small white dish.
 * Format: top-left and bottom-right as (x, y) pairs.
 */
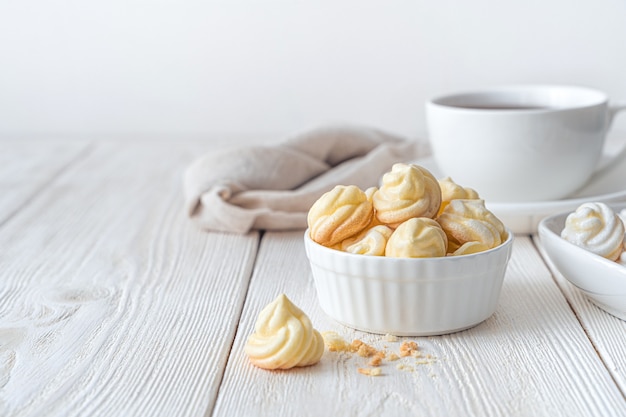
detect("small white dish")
(416, 140), (626, 234)
(304, 229), (514, 336)
(538, 206), (626, 321)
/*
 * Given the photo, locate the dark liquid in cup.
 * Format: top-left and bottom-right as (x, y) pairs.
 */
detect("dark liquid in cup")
(449, 104), (550, 110)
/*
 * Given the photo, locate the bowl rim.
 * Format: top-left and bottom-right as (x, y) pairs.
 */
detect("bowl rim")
(304, 227), (514, 263)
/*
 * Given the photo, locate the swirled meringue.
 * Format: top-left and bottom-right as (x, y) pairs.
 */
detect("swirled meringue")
(364, 186), (384, 228)
(436, 199), (506, 252)
(450, 241), (491, 256)
(364, 186), (378, 202)
(373, 163), (441, 227)
(385, 218), (447, 258)
(245, 294), (324, 370)
(307, 185), (373, 247)
(341, 225), (393, 256)
(561, 202), (625, 261)
(618, 209), (626, 227)
(437, 177), (480, 216)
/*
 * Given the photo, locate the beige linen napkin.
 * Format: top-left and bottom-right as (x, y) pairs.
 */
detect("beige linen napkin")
(183, 125), (422, 234)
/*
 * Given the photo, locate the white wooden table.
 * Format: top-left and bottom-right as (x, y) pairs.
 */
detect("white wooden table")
(1, 137), (626, 417)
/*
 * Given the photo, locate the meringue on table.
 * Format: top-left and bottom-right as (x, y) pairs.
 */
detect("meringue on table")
(245, 294), (324, 370)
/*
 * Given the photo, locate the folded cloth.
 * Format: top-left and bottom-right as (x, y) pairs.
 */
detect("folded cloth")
(183, 125), (423, 234)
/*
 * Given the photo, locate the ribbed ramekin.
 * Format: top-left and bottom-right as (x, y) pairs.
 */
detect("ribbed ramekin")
(304, 229), (514, 336)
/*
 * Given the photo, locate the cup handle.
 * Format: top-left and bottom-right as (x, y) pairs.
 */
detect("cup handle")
(595, 101), (626, 173)
(609, 101), (626, 127)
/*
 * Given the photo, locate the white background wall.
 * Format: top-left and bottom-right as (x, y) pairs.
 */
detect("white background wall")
(1, 0), (625, 140)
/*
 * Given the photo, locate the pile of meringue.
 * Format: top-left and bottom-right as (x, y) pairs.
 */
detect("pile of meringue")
(561, 202), (626, 264)
(307, 162), (507, 257)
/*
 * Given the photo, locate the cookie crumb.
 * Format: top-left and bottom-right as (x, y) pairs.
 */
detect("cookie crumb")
(396, 363), (414, 372)
(352, 340), (379, 357)
(383, 333), (398, 342)
(368, 352), (385, 367)
(358, 367), (382, 377)
(321, 331), (350, 352)
(322, 331), (434, 376)
(415, 354), (437, 365)
(399, 341), (419, 357)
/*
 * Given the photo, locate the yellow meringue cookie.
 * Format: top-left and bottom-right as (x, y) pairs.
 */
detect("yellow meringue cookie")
(364, 186), (378, 202)
(385, 218), (447, 258)
(308, 185), (373, 247)
(436, 199), (506, 251)
(450, 241), (491, 256)
(561, 202), (625, 261)
(341, 225), (394, 256)
(373, 163), (442, 227)
(437, 177), (480, 216)
(619, 208), (626, 228)
(363, 186), (384, 228)
(245, 294), (325, 370)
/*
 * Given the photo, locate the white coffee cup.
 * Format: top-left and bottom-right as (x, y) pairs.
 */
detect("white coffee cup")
(426, 85), (626, 202)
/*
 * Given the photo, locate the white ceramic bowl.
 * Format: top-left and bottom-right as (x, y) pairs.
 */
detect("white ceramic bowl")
(538, 207), (626, 321)
(304, 229), (514, 336)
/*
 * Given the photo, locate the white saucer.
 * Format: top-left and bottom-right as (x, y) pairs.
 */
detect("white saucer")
(414, 147), (626, 234)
